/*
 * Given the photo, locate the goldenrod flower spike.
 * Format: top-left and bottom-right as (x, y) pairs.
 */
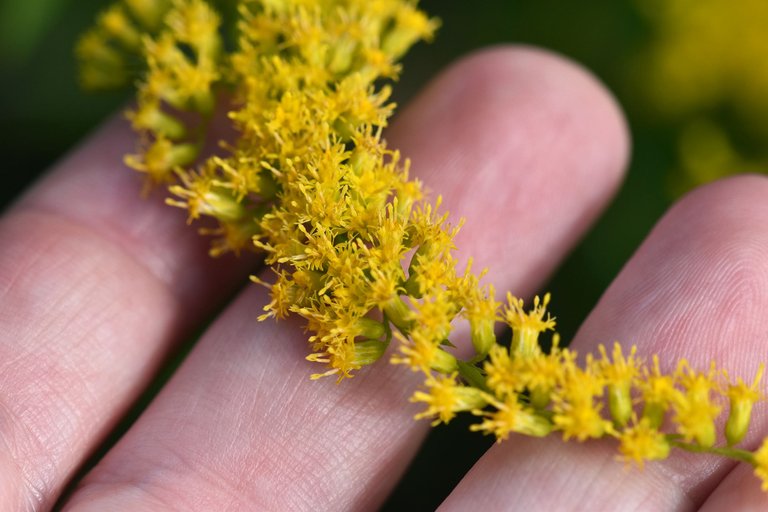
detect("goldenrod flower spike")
(78, 0), (768, 492)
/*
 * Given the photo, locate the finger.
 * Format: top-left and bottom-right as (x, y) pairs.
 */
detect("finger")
(0, 116), (255, 509)
(440, 175), (768, 511)
(699, 463), (768, 511)
(390, 45), (627, 295)
(63, 46), (628, 511)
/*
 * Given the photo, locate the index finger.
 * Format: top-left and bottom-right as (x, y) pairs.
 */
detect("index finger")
(0, 114), (255, 509)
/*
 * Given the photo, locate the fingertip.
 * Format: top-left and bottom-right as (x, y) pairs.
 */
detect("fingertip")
(389, 44), (629, 294)
(580, 173), (768, 369)
(425, 44), (630, 173)
(394, 44), (629, 189)
(666, 173), (768, 225)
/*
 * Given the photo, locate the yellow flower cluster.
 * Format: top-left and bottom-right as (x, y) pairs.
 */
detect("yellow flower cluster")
(77, 0), (173, 89)
(634, 0), (768, 193)
(79, 0), (768, 490)
(419, 295), (764, 471)
(637, 0), (768, 121)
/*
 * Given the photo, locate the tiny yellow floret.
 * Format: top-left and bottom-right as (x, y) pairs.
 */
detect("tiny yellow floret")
(725, 364), (764, 446)
(754, 438), (768, 491)
(503, 293), (556, 359)
(412, 373), (486, 426)
(616, 417), (670, 469)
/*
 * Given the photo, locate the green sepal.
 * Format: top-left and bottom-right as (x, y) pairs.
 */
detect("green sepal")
(457, 360), (490, 393)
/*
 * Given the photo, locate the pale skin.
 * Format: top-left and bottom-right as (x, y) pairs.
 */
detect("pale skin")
(1, 46), (768, 510)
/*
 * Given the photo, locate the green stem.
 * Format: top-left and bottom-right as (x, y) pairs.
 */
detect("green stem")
(669, 439), (755, 465)
(382, 312), (393, 345)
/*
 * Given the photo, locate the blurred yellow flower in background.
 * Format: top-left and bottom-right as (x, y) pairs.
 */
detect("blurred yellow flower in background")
(634, 0), (768, 194)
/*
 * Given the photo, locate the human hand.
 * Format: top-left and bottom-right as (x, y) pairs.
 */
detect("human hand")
(2, 46), (768, 511)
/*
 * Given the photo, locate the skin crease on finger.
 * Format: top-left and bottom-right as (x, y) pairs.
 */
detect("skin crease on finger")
(439, 175), (768, 512)
(59, 46), (627, 512)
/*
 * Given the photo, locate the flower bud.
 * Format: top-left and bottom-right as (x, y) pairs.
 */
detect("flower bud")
(352, 340), (388, 366)
(725, 366), (764, 446)
(641, 401), (666, 429)
(129, 104), (187, 139)
(355, 318), (386, 340)
(430, 348), (458, 374)
(383, 296), (412, 333)
(608, 383), (632, 427)
(470, 316), (496, 357)
(726, 398), (755, 446)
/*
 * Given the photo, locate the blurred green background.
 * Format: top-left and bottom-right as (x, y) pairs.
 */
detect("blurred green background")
(0, 0), (762, 509)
